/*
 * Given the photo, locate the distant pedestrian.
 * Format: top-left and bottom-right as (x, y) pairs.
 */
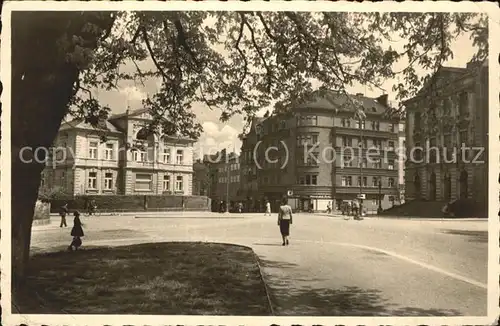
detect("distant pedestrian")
(265, 201), (271, 216)
(277, 197), (293, 246)
(68, 211), (84, 251)
(346, 201), (352, 216)
(238, 202), (243, 213)
(326, 202), (332, 214)
(59, 203), (68, 227)
(88, 199), (97, 216)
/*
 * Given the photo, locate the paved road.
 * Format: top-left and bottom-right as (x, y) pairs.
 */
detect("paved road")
(31, 213), (488, 316)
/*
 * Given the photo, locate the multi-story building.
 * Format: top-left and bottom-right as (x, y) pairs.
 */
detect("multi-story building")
(192, 159), (209, 196)
(205, 150), (241, 211)
(40, 108), (195, 196)
(240, 91), (404, 213)
(404, 60), (488, 212)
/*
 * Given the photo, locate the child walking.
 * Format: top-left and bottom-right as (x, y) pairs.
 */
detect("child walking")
(68, 211), (84, 251)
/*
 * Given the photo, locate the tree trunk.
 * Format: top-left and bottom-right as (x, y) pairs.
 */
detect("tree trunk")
(10, 11), (115, 288)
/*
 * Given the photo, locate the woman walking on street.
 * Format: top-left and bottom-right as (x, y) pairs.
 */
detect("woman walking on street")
(278, 197), (293, 246)
(68, 211), (84, 251)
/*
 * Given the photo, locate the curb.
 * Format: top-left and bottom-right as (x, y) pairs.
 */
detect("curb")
(253, 252), (276, 316)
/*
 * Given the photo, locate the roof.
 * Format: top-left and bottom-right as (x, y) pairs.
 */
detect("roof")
(294, 91), (389, 115)
(59, 119), (121, 133)
(108, 108), (150, 120)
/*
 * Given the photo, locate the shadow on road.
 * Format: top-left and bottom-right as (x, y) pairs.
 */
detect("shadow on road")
(258, 258), (463, 316)
(441, 229), (488, 243)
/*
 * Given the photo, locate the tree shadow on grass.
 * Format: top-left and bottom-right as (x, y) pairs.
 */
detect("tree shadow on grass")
(14, 242), (272, 315)
(258, 258), (463, 316)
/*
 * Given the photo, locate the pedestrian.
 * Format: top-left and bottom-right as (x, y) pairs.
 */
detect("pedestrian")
(59, 202), (69, 227)
(352, 199), (359, 218)
(68, 211), (84, 251)
(277, 197), (293, 246)
(346, 201), (352, 216)
(265, 201), (271, 216)
(326, 202), (332, 214)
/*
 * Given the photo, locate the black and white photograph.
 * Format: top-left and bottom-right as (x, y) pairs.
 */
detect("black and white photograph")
(1, 1), (499, 325)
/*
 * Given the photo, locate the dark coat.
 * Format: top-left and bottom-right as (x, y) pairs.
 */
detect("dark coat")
(70, 217), (84, 237)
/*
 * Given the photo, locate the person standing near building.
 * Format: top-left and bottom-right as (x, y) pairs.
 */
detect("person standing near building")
(277, 197), (293, 246)
(265, 201), (271, 216)
(326, 202), (332, 214)
(60, 202), (68, 228)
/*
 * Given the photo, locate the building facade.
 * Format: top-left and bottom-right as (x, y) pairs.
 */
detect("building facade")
(205, 150), (241, 211)
(41, 109), (195, 196)
(404, 61), (488, 211)
(240, 91), (404, 213)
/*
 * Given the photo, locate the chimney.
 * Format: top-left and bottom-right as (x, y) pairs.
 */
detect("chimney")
(376, 94), (389, 107)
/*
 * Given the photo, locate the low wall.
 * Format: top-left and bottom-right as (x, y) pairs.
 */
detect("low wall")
(33, 200), (51, 225)
(50, 195), (211, 213)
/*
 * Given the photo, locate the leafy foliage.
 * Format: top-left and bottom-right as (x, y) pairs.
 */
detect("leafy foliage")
(62, 11), (487, 138)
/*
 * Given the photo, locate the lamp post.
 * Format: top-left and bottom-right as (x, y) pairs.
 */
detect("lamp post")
(377, 179), (383, 214)
(358, 118), (364, 218)
(226, 157), (230, 213)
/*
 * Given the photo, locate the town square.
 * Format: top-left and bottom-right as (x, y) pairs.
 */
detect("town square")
(2, 2), (498, 325)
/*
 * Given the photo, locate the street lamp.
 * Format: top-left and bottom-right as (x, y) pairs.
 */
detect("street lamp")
(226, 157), (230, 213)
(377, 179), (383, 214)
(358, 117), (365, 218)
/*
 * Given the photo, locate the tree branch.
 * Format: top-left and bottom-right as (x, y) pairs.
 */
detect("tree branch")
(235, 13), (248, 87)
(141, 26), (172, 83)
(242, 15), (273, 92)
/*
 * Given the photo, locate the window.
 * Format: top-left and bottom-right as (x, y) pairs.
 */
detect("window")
(373, 139), (382, 149)
(341, 118), (351, 128)
(358, 157), (367, 168)
(373, 159), (382, 169)
(298, 176), (305, 185)
(89, 141), (98, 159)
(135, 173), (152, 191)
(459, 92), (468, 116)
(388, 160), (395, 170)
(372, 177), (380, 187)
(104, 143), (114, 160)
(88, 172), (97, 189)
(355, 120), (366, 129)
(162, 148), (171, 163)
(414, 113), (421, 130)
(388, 141), (395, 150)
(312, 134), (318, 144)
(104, 172), (113, 190)
(389, 124), (395, 132)
(343, 156), (353, 167)
(279, 120), (287, 130)
(357, 138), (367, 148)
(388, 177), (395, 188)
(342, 136), (352, 147)
(163, 175), (171, 191)
(341, 176), (353, 186)
(443, 98), (452, 116)
(460, 130), (468, 145)
(371, 121), (380, 131)
(357, 176), (368, 187)
(134, 150), (146, 162)
(297, 115), (318, 126)
(175, 175), (184, 191)
(176, 149), (184, 164)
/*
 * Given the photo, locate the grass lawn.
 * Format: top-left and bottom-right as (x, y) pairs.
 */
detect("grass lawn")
(14, 242), (272, 315)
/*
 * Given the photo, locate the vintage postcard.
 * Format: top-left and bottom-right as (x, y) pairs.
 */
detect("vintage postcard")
(1, 1), (499, 325)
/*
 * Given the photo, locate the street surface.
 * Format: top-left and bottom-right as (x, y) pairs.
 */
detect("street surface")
(31, 212), (488, 316)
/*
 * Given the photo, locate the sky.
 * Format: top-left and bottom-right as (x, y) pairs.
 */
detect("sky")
(90, 17), (480, 159)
